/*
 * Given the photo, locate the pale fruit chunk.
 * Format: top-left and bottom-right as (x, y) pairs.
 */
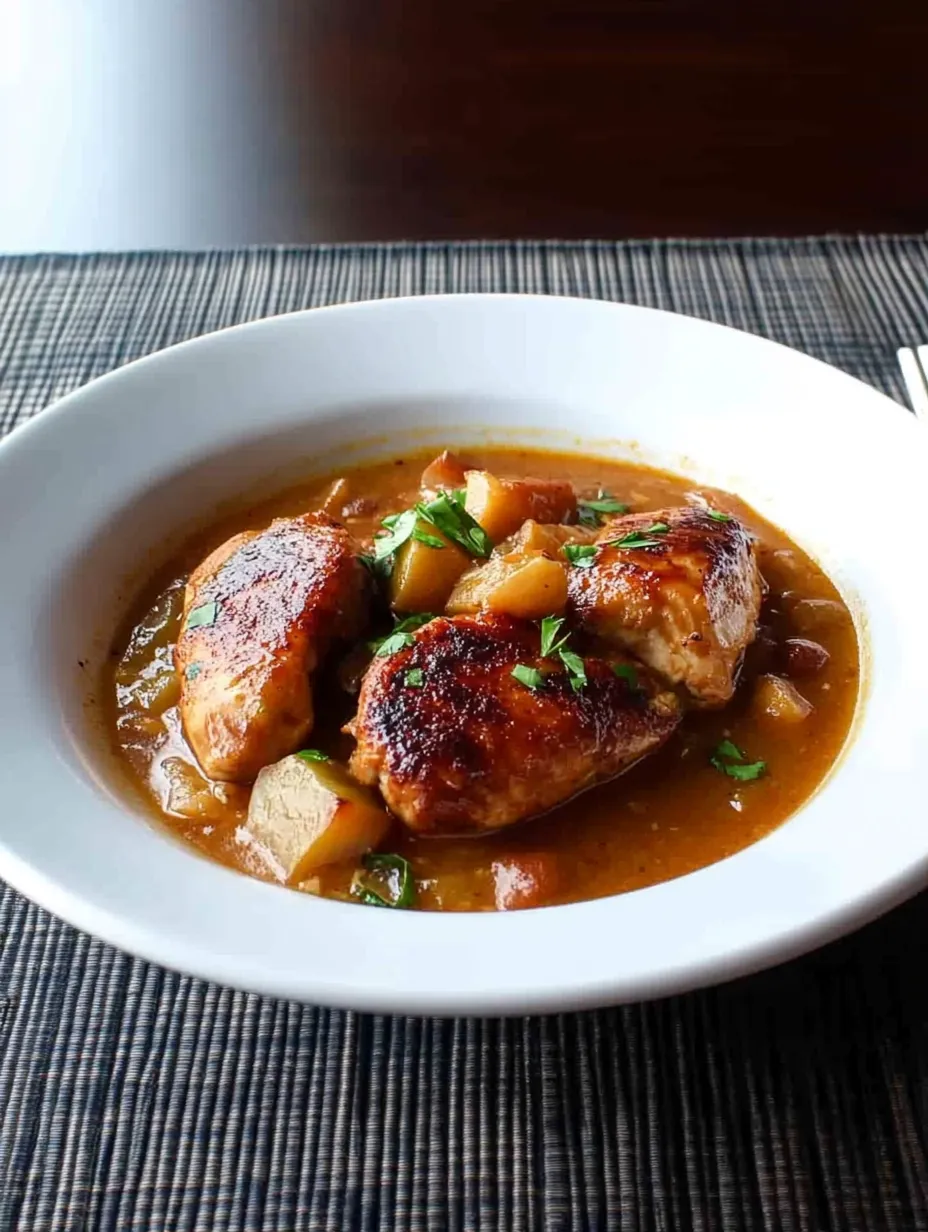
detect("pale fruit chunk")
(501, 519), (597, 555)
(447, 553), (568, 619)
(246, 754), (391, 884)
(752, 674), (813, 724)
(390, 532), (470, 613)
(420, 450), (468, 499)
(464, 471), (576, 543)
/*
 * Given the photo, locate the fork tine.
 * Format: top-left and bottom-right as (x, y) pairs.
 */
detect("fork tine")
(897, 347), (928, 422)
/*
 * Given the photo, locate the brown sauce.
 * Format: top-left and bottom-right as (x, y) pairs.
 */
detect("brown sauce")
(107, 447), (860, 911)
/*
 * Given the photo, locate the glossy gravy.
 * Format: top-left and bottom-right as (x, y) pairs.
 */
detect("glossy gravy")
(108, 448), (860, 911)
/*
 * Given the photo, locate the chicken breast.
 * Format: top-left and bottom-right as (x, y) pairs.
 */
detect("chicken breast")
(175, 512), (368, 781)
(347, 613), (681, 835)
(567, 506), (763, 705)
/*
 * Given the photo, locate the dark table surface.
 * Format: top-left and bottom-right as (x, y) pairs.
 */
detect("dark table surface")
(1, 238), (927, 1231)
(2, 1), (927, 251)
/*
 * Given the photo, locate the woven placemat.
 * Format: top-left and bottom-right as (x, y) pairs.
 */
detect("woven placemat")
(1, 239), (927, 1232)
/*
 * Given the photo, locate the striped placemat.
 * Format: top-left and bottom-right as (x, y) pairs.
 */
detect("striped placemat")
(1, 239), (927, 1232)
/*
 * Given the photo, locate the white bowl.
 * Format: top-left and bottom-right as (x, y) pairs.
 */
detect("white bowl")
(0, 294), (925, 1016)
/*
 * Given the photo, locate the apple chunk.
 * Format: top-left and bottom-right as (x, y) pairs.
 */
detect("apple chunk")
(246, 754), (391, 884)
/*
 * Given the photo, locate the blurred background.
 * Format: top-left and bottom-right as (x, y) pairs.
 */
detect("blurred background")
(1, 0), (925, 251)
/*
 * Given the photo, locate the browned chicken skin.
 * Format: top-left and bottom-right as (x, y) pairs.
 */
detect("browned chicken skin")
(348, 613), (681, 835)
(175, 512), (368, 782)
(567, 506), (763, 706)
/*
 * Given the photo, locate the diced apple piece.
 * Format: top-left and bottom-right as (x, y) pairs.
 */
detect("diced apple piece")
(491, 853), (561, 910)
(390, 532), (470, 612)
(447, 553), (567, 618)
(501, 519), (597, 555)
(464, 471), (576, 543)
(420, 450), (468, 498)
(246, 754), (391, 883)
(751, 674), (813, 724)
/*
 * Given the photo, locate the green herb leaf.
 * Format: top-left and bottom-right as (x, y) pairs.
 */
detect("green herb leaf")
(710, 739), (766, 782)
(715, 738), (744, 762)
(577, 494), (629, 527)
(186, 600), (219, 631)
(558, 647), (588, 693)
(645, 521), (670, 534)
(722, 760), (767, 781)
(610, 531), (665, 550)
(512, 664), (545, 691)
(373, 508), (419, 560)
(539, 615), (569, 658)
(415, 493), (493, 558)
(405, 667), (424, 687)
(451, 487), (467, 504)
(707, 509), (733, 523)
(563, 543), (598, 568)
(184, 662), (202, 681)
(410, 527), (446, 549)
(612, 662), (640, 690)
(381, 512), (402, 529)
(296, 748), (330, 764)
(370, 612), (435, 656)
(351, 853), (417, 908)
(374, 631), (415, 656)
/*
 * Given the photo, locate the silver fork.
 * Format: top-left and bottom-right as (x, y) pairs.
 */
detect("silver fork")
(897, 346), (928, 421)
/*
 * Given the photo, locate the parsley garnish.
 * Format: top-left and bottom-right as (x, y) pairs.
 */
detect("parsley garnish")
(558, 648), (588, 693)
(184, 662), (202, 681)
(577, 493), (629, 527)
(186, 601), (219, 630)
(372, 509), (419, 560)
(405, 667), (424, 687)
(370, 613), (434, 656)
(710, 739), (766, 781)
(707, 509), (733, 523)
(539, 614), (570, 658)
(563, 543), (598, 568)
(644, 521), (670, 534)
(511, 664), (545, 691)
(611, 531), (665, 550)
(538, 616), (587, 692)
(351, 853), (417, 909)
(415, 492), (492, 558)
(296, 749), (329, 764)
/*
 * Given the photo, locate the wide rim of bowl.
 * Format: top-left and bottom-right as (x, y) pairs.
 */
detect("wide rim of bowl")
(0, 292), (925, 1016)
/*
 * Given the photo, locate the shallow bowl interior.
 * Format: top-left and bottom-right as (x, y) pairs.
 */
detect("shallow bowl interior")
(0, 294), (925, 1015)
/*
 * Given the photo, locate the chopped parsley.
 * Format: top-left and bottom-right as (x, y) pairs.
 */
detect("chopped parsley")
(296, 749), (330, 764)
(537, 616), (587, 692)
(370, 613), (435, 657)
(610, 531), (665, 550)
(511, 664), (545, 691)
(351, 853), (417, 909)
(405, 667), (424, 687)
(415, 492), (492, 558)
(372, 509), (419, 560)
(185, 600), (219, 630)
(644, 521), (670, 534)
(577, 492), (629, 527)
(710, 739), (766, 781)
(539, 614), (570, 658)
(184, 662), (202, 681)
(707, 509), (733, 523)
(563, 543), (598, 568)
(558, 647), (588, 693)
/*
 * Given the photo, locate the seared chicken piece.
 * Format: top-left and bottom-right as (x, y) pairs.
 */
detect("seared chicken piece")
(175, 513), (368, 781)
(567, 506), (763, 705)
(348, 613), (681, 835)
